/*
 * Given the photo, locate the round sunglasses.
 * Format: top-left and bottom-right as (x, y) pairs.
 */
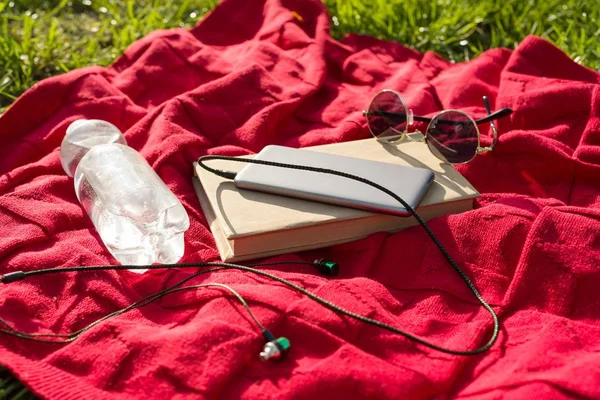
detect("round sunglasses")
(363, 90), (513, 164)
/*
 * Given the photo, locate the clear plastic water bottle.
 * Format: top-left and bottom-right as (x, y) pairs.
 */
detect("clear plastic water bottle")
(60, 119), (190, 271)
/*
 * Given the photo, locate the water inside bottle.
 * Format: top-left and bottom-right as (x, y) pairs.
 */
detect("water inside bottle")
(96, 205), (187, 266)
(79, 174), (188, 267)
(61, 121), (190, 270)
(75, 145), (190, 268)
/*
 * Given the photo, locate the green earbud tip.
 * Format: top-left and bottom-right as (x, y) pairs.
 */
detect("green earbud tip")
(276, 337), (291, 351)
(314, 259), (339, 276)
(324, 260), (339, 275)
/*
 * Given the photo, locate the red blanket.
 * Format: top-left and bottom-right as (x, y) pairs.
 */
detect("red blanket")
(2, 0), (600, 398)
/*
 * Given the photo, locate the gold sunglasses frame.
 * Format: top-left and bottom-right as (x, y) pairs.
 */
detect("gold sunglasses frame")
(363, 89), (504, 165)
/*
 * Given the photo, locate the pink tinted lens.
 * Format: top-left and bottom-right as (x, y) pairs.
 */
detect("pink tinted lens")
(426, 111), (478, 163)
(367, 91), (408, 141)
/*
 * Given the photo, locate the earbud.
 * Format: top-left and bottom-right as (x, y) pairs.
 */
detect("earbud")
(260, 330), (291, 361)
(260, 338), (291, 361)
(313, 258), (339, 276)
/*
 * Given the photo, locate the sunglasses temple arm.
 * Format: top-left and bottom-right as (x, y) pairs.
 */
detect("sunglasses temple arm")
(474, 108), (513, 124)
(483, 96), (497, 149)
(475, 108), (513, 150)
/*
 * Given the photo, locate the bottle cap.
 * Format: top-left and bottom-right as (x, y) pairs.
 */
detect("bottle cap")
(60, 119), (127, 177)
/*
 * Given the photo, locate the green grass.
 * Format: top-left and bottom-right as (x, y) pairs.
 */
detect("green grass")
(0, 0), (219, 111)
(0, 371), (35, 400)
(0, 0), (598, 112)
(1, 0), (599, 112)
(329, 0), (600, 67)
(0, 0), (599, 397)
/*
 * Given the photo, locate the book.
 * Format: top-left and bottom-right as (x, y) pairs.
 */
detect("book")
(192, 137), (480, 262)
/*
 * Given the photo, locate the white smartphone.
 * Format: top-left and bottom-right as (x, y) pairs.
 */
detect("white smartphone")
(233, 145), (435, 217)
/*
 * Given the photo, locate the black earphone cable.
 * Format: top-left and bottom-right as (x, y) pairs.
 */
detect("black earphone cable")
(0, 260), (333, 346)
(0, 157), (500, 356)
(0, 260), (320, 283)
(0, 267), (226, 343)
(0, 267), (274, 344)
(195, 155), (500, 355)
(2, 260), (495, 354)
